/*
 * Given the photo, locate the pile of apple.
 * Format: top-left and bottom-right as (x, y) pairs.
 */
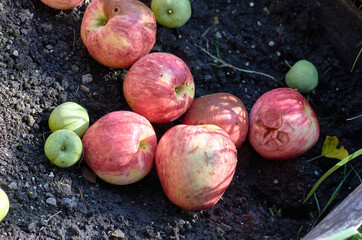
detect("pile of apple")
(39, 0), (320, 212)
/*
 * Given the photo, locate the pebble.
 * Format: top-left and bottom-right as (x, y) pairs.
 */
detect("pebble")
(268, 41), (275, 47)
(8, 182), (18, 189)
(82, 73), (93, 84)
(250, 2), (255, 7)
(80, 85), (90, 93)
(46, 197), (57, 206)
(12, 50), (19, 57)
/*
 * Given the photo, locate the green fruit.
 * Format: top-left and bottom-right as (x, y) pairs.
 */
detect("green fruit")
(151, 0), (191, 28)
(285, 60), (318, 94)
(44, 129), (83, 168)
(49, 102), (89, 137)
(0, 188), (9, 222)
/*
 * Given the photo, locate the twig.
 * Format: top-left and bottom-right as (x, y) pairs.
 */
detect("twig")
(196, 44), (285, 86)
(39, 211), (62, 231)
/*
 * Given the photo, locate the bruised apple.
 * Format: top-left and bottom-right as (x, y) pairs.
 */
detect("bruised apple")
(182, 92), (248, 149)
(40, 0), (84, 10)
(123, 52), (195, 123)
(156, 124), (237, 211)
(248, 88), (319, 160)
(82, 111), (157, 185)
(81, 0), (157, 68)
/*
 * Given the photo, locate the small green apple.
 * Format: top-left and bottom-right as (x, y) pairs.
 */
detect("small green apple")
(151, 0), (191, 28)
(285, 60), (318, 94)
(0, 188), (9, 222)
(44, 129), (83, 168)
(49, 102), (89, 137)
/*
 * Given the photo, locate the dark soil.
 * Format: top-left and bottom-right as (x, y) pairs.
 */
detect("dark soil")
(0, 0), (361, 239)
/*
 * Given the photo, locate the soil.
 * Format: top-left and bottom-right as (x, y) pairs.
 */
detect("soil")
(0, 0), (361, 239)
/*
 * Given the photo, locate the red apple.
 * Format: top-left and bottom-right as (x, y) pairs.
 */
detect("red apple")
(182, 92), (249, 149)
(123, 52), (195, 123)
(80, 0), (157, 68)
(248, 88), (319, 160)
(82, 111), (157, 185)
(156, 124), (237, 211)
(40, 0), (84, 10)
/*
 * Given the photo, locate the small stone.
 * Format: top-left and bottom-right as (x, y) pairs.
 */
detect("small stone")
(82, 73), (93, 84)
(48, 172), (54, 178)
(268, 41), (275, 47)
(12, 50), (19, 57)
(80, 85), (90, 93)
(28, 222), (37, 233)
(46, 197), (57, 206)
(71, 65), (79, 72)
(250, 2), (254, 7)
(273, 179), (279, 184)
(8, 182), (18, 190)
(46, 44), (53, 50)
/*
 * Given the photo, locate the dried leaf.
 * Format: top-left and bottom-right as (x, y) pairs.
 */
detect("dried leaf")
(321, 136), (349, 160)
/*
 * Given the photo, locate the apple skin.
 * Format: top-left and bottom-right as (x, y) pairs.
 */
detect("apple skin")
(48, 102), (90, 138)
(80, 0), (157, 68)
(248, 88), (319, 160)
(182, 92), (249, 149)
(123, 52), (195, 124)
(285, 60), (318, 94)
(40, 0), (84, 10)
(151, 0), (192, 28)
(44, 129), (83, 168)
(82, 111), (157, 185)
(156, 124), (237, 211)
(0, 188), (9, 222)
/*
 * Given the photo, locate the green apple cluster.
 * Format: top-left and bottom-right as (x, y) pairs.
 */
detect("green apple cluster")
(44, 102), (89, 168)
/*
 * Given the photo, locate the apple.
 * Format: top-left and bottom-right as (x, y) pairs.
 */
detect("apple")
(80, 0), (157, 68)
(182, 92), (249, 149)
(82, 111), (157, 185)
(155, 124), (237, 211)
(48, 102), (89, 138)
(0, 188), (9, 222)
(40, 0), (84, 10)
(123, 52), (195, 124)
(44, 129), (83, 168)
(151, 0), (192, 28)
(248, 88), (319, 160)
(285, 60), (318, 94)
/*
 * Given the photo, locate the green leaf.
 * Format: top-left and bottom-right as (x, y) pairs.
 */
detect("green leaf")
(304, 149), (362, 203)
(321, 136), (349, 160)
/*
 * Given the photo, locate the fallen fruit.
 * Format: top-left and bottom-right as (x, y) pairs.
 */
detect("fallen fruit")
(44, 129), (83, 168)
(80, 0), (157, 68)
(248, 88), (319, 160)
(82, 111), (157, 185)
(182, 92), (249, 149)
(285, 60), (318, 94)
(48, 102), (89, 137)
(40, 0), (84, 10)
(151, 0), (192, 28)
(123, 52), (195, 123)
(0, 188), (9, 222)
(156, 124), (237, 211)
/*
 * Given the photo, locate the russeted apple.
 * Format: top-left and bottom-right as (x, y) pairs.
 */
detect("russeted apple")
(82, 111), (157, 185)
(182, 92), (249, 149)
(248, 88), (320, 160)
(156, 124), (237, 211)
(40, 0), (84, 10)
(123, 52), (195, 124)
(81, 0), (157, 68)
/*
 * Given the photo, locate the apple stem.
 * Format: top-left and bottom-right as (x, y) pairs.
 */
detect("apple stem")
(285, 60), (292, 69)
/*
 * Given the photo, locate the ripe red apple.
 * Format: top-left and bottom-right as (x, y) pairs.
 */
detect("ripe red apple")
(156, 124), (237, 211)
(248, 88), (319, 160)
(182, 92), (249, 149)
(82, 111), (157, 185)
(80, 0), (157, 68)
(40, 0), (84, 10)
(123, 52), (195, 123)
